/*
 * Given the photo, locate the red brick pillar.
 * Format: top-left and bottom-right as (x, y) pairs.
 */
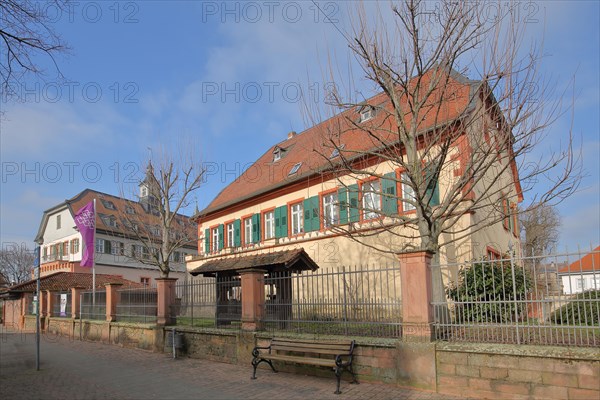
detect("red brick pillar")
(105, 283), (122, 322)
(398, 251), (435, 340)
(240, 269), (265, 331)
(71, 287), (84, 319)
(45, 290), (54, 318)
(156, 278), (178, 326)
(21, 295), (30, 329)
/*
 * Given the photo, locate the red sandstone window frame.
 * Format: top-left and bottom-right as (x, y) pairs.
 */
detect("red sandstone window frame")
(358, 177), (383, 222)
(261, 207), (276, 242)
(318, 188), (339, 231)
(287, 198), (305, 237)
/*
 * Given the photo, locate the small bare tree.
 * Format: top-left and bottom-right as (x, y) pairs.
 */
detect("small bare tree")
(0, 243), (34, 284)
(115, 148), (204, 278)
(305, 1), (580, 258)
(1, 0), (69, 98)
(520, 202), (561, 257)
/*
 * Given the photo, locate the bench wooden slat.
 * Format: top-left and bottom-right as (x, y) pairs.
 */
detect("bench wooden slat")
(270, 344), (351, 355)
(261, 354), (337, 367)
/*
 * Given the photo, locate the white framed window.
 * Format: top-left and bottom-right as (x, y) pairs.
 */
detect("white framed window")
(273, 148), (281, 162)
(95, 238), (104, 254)
(401, 172), (416, 212)
(244, 218), (252, 245)
(577, 278), (586, 290)
(290, 203), (304, 235)
(264, 211), (275, 240)
(362, 180), (381, 220)
(211, 227), (219, 252)
(594, 276), (600, 289)
(226, 223), (235, 247)
(323, 192), (339, 228)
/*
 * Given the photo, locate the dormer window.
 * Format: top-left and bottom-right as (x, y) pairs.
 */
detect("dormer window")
(100, 199), (116, 210)
(288, 162), (302, 176)
(359, 106), (375, 122)
(273, 146), (287, 162)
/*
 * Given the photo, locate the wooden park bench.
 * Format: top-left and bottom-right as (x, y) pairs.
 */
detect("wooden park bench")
(251, 338), (358, 394)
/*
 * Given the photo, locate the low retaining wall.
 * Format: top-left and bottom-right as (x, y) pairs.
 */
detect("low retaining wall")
(174, 328), (600, 399)
(22, 316), (163, 352)
(436, 343), (600, 399)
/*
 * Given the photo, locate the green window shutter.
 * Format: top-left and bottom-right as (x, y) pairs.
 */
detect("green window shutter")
(275, 205), (288, 238)
(303, 196), (319, 232)
(348, 184), (359, 222)
(233, 219), (241, 247)
(252, 213), (260, 243)
(338, 187), (348, 224)
(218, 224), (224, 250)
(303, 198), (312, 232)
(311, 196), (320, 230)
(382, 172), (398, 216)
(425, 164), (440, 206)
(274, 207), (281, 238)
(204, 228), (210, 254)
(105, 240), (112, 254)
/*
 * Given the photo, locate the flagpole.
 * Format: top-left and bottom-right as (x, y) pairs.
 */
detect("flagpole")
(92, 198), (96, 310)
(35, 245), (40, 371)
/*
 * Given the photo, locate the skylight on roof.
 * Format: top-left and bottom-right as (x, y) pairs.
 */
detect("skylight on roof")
(288, 162), (302, 175)
(330, 144), (345, 159)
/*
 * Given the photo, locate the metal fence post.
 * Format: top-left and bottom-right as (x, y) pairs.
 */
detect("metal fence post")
(509, 247), (521, 345)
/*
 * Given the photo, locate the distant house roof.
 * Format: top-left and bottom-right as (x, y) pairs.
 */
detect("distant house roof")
(189, 248), (319, 277)
(558, 246), (600, 274)
(4, 272), (142, 293)
(34, 188), (196, 248)
(196, 68), (522, 220)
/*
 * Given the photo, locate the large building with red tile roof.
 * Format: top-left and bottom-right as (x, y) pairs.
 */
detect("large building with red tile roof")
(34, 186), (197, 285)
(187, 69), (522, 277)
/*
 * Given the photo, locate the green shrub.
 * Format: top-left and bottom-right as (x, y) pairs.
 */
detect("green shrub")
(549, 289), (599, 326)
(446, 259), (532, 323)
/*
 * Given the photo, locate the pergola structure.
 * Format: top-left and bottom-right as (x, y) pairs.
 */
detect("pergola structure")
(189, 248), (319, 330)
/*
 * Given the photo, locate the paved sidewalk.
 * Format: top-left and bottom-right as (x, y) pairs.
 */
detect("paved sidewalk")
(1, 330), (461, 400)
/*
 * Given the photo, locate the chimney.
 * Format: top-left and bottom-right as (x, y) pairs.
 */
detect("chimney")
(287, 131), (297, 140)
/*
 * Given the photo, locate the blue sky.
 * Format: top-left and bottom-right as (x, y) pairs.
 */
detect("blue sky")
(1, 1), (598, 253)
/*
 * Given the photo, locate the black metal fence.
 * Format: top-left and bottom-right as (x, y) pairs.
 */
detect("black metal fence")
(116, 286), (157, 323)
(172, 275), (242, 329)
(263, 265), (402, 338)
(432, 249), (599, 347)
(80, 290), (107, 320)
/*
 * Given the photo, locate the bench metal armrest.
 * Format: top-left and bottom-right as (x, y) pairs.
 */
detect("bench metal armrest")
(252, 345), (272, 358)
(335, 354), (353, 368)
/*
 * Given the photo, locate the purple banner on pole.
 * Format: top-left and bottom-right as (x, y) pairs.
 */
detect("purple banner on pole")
(74, 201), (95, 267)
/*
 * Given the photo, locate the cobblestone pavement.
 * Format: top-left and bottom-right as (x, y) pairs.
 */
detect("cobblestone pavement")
(1, 330), (463, 400)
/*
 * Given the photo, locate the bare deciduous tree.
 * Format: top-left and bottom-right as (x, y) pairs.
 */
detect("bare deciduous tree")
(520, 202), (561, 257)
(0, 243), (34, 284)
(1, 0), (69, 98)
(114, 148), (204, 278)
(306, 0), (580, 258)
